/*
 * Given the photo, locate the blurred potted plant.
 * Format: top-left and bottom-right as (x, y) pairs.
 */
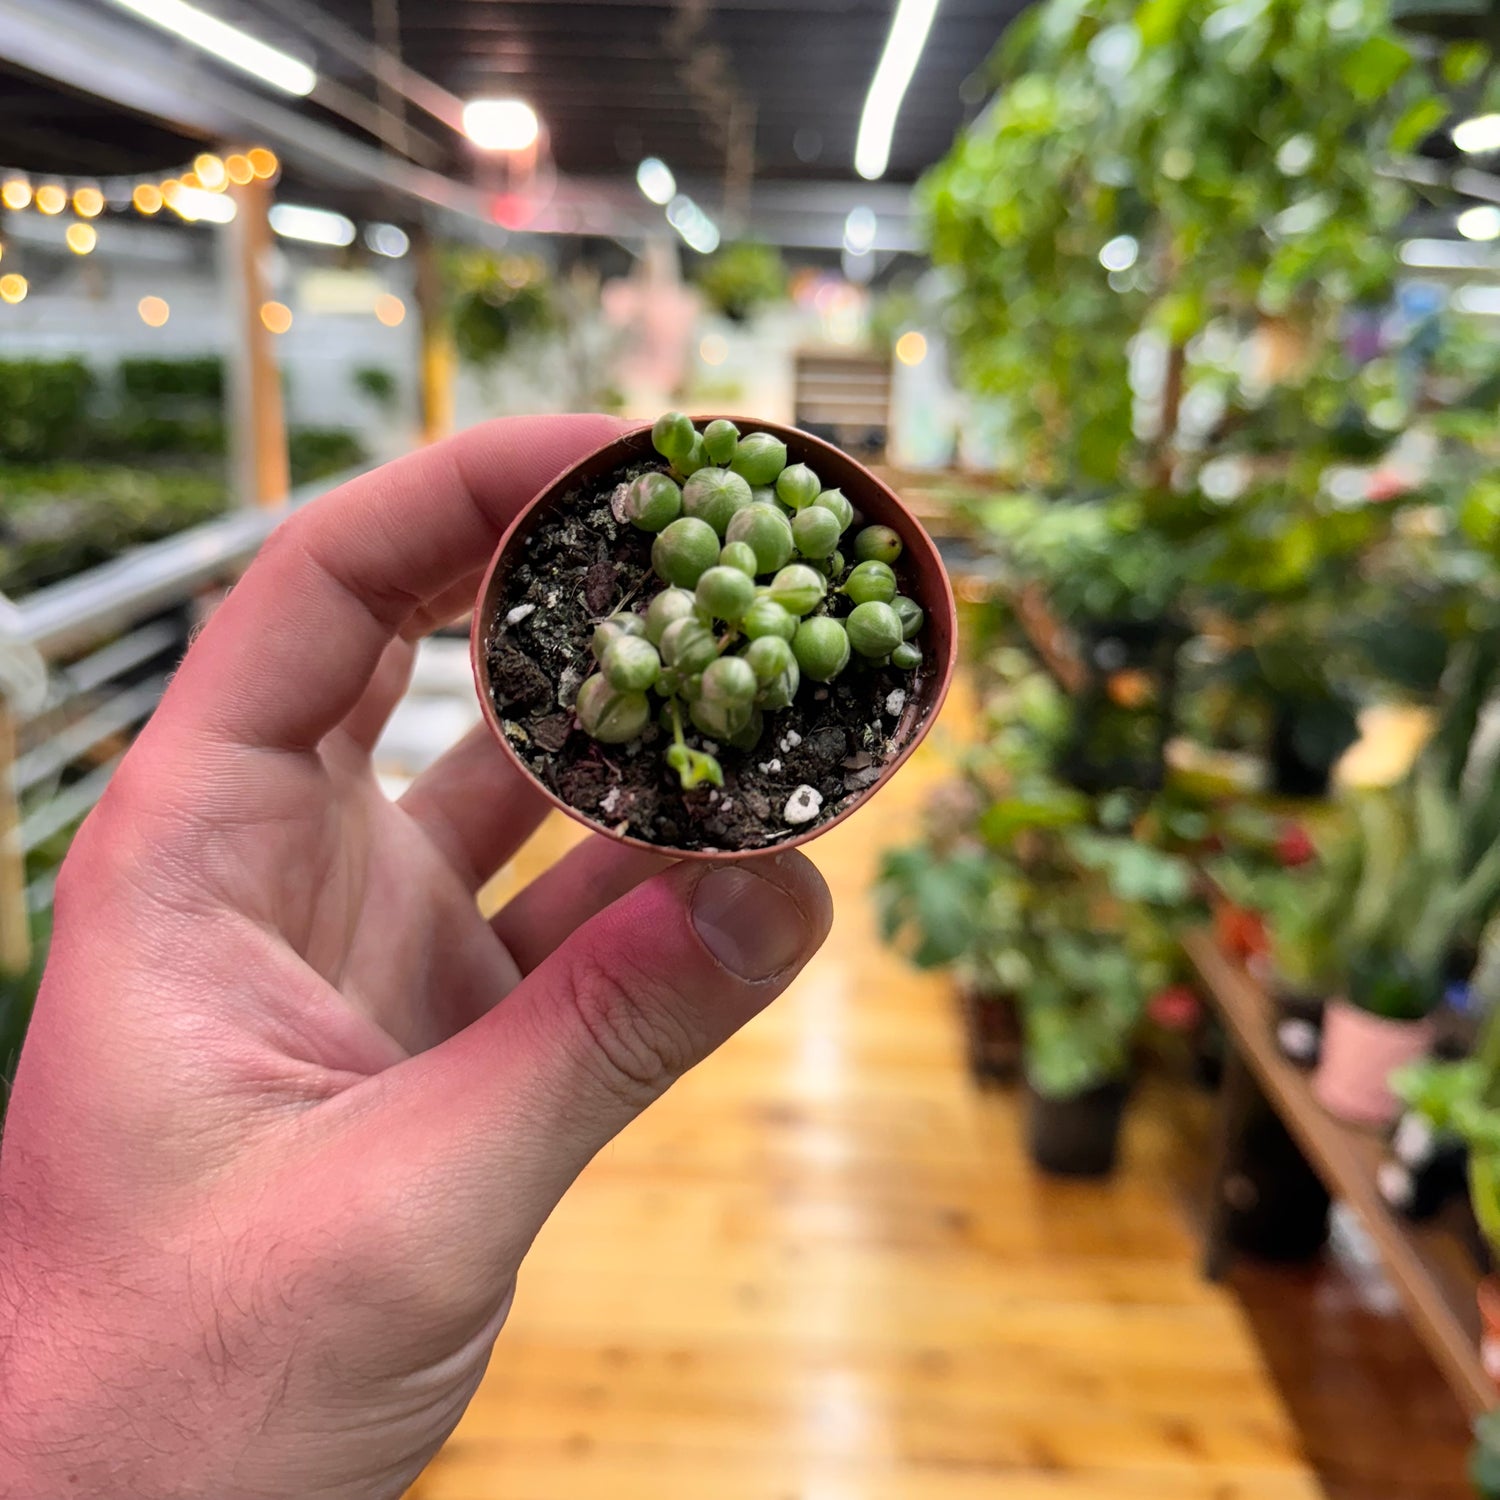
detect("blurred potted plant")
(1310, 641), (1500, 1124)
(696, 241), (787, 324)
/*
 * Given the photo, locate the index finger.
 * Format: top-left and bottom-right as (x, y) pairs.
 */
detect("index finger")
(158, 414), (625, 753)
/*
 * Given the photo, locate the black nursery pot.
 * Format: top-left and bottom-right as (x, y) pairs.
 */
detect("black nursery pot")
(1025, 1079), (1129, 1179)
(471, 418), (959, 858)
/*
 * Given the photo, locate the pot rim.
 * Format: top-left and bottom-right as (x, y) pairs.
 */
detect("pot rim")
(1325, 995), (1439, 1034)
(469, 416), (958, 861)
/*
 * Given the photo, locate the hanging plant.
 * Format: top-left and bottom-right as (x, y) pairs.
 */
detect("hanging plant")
(445, 249), (556, 370)
(696, 241), (788, 324)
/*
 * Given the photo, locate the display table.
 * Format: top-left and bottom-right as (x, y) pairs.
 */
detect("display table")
(1183, 931), (1494, 1418)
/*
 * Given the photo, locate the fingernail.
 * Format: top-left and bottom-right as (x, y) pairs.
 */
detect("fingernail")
(692, 866), (811, 981)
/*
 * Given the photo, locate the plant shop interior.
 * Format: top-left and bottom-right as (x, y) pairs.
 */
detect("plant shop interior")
(13, 0), (1500, 1494)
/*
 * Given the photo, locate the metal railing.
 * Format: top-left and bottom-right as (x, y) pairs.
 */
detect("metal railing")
(0, 469), (357, 972)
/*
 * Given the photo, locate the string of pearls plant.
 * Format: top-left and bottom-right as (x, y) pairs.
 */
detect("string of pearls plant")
(577, 413), (926, 791)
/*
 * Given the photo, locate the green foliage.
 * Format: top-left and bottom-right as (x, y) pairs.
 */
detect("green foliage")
(353, 366), (400, 410)
(447, 250), (556, 369)
(876, 659), (1201, 1098)
(288, 428), (367, 484)
(1307, 638), (1500, 1017)
(1471, 1408), (1500, 1500)
(695, 242), (788, 323)
(922, 0), (1438, 489)
(118, 357), (224, 403)
(0, 465), (228, 596)
(0, 359), (95, 462)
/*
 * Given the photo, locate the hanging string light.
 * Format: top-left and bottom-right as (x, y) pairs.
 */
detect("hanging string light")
(0, 147), (281, 229)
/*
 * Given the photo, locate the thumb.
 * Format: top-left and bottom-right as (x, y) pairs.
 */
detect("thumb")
(370, 852), (831, 1264)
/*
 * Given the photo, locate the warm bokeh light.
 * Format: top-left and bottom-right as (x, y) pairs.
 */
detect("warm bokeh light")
(72, 186), (105, 219)
(260, 300), (293, 334)
(0, 274), (29, 305)
(194, 154), (227, 191)
(34, 184), (66, 215)
(65, 222), (98, 255)
(179, 172), (202, 192)
(699, 333), (728, 366)
(895, 330), (928, 366)
(138, 295), (171, 327)
(374, 294), (407, 327)
(248, 148), (280, 180)
(132, 183), (164, 215)
(1, 178), (31, 211)
(225, 154), (255, 186)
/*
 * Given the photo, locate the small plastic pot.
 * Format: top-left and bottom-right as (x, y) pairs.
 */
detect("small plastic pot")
(1024, 1078), (1129, 1179)
(471, 417), (958, 860)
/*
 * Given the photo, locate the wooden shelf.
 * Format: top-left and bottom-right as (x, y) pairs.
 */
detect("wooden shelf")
(1184, 931), (1495, 1419)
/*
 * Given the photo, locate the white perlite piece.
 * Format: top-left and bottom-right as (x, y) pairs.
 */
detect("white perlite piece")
(885, 688), (907, 717)
(783, 785), (824, 825)
(504, 602), (536, 625)
(599, 787), (623, 818)
(779, 730), (802, 753)
(610, 482), (632, 524)
(757, 758), (782, 774)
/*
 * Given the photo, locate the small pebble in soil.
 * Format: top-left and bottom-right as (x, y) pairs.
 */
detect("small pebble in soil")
(885, 688), (907, 717)
(506, 603), (536, 625)
(758, 758), (782, 774)
(780, 730), (802, 753)
(600, 786), (624, 818)
(784, 785), (824, 825)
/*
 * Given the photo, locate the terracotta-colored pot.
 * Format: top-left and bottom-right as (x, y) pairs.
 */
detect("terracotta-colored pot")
(1479, 1276), (1500, 1384)
(1312, 997), (1435, 1127)
(471, 418), (959, 859)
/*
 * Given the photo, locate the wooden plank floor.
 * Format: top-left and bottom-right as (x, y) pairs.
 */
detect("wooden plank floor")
(412, 686), (1321, 1500)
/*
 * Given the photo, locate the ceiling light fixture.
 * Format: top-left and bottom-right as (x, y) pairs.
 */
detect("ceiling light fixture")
(365, 223), (410, 258)
(1454, 114), (1500, 154)
(666, 193), (719, 254)
(1398, 238), (1494, 269)
(1457, 205), (1500, 242)
(854, 0), (941, 181)
(843, 206), (877, 255)
(270, 203), (356, 246)
(104, 0), (316, 96)
(636, 158), (676, 205)
(463, 99), (540, 152)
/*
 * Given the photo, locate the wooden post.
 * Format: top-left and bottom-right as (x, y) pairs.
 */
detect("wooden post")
(223, 175), (290, 507)
(413, 229), (455, 446)
(0, 706), (31, 976)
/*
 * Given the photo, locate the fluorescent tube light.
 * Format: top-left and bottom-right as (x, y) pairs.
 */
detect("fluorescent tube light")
(854, 0), (941, 181)
(105, 0), (316, 96)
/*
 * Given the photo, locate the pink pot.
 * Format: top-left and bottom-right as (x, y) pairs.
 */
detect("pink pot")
(1312, 997), (1434, 1127)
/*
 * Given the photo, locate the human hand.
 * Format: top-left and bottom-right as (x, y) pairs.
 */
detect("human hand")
(0, 416), (832, 1500)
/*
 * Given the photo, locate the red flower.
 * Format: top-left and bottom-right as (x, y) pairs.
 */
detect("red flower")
(1148, 986), (1204, 1032)
(1276, 823), (1316, 868)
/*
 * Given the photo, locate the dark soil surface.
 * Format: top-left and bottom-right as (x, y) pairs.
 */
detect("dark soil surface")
(483, 457), (931, 853)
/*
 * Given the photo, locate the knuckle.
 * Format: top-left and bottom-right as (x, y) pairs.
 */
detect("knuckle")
(559, 956), (697, 1112)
